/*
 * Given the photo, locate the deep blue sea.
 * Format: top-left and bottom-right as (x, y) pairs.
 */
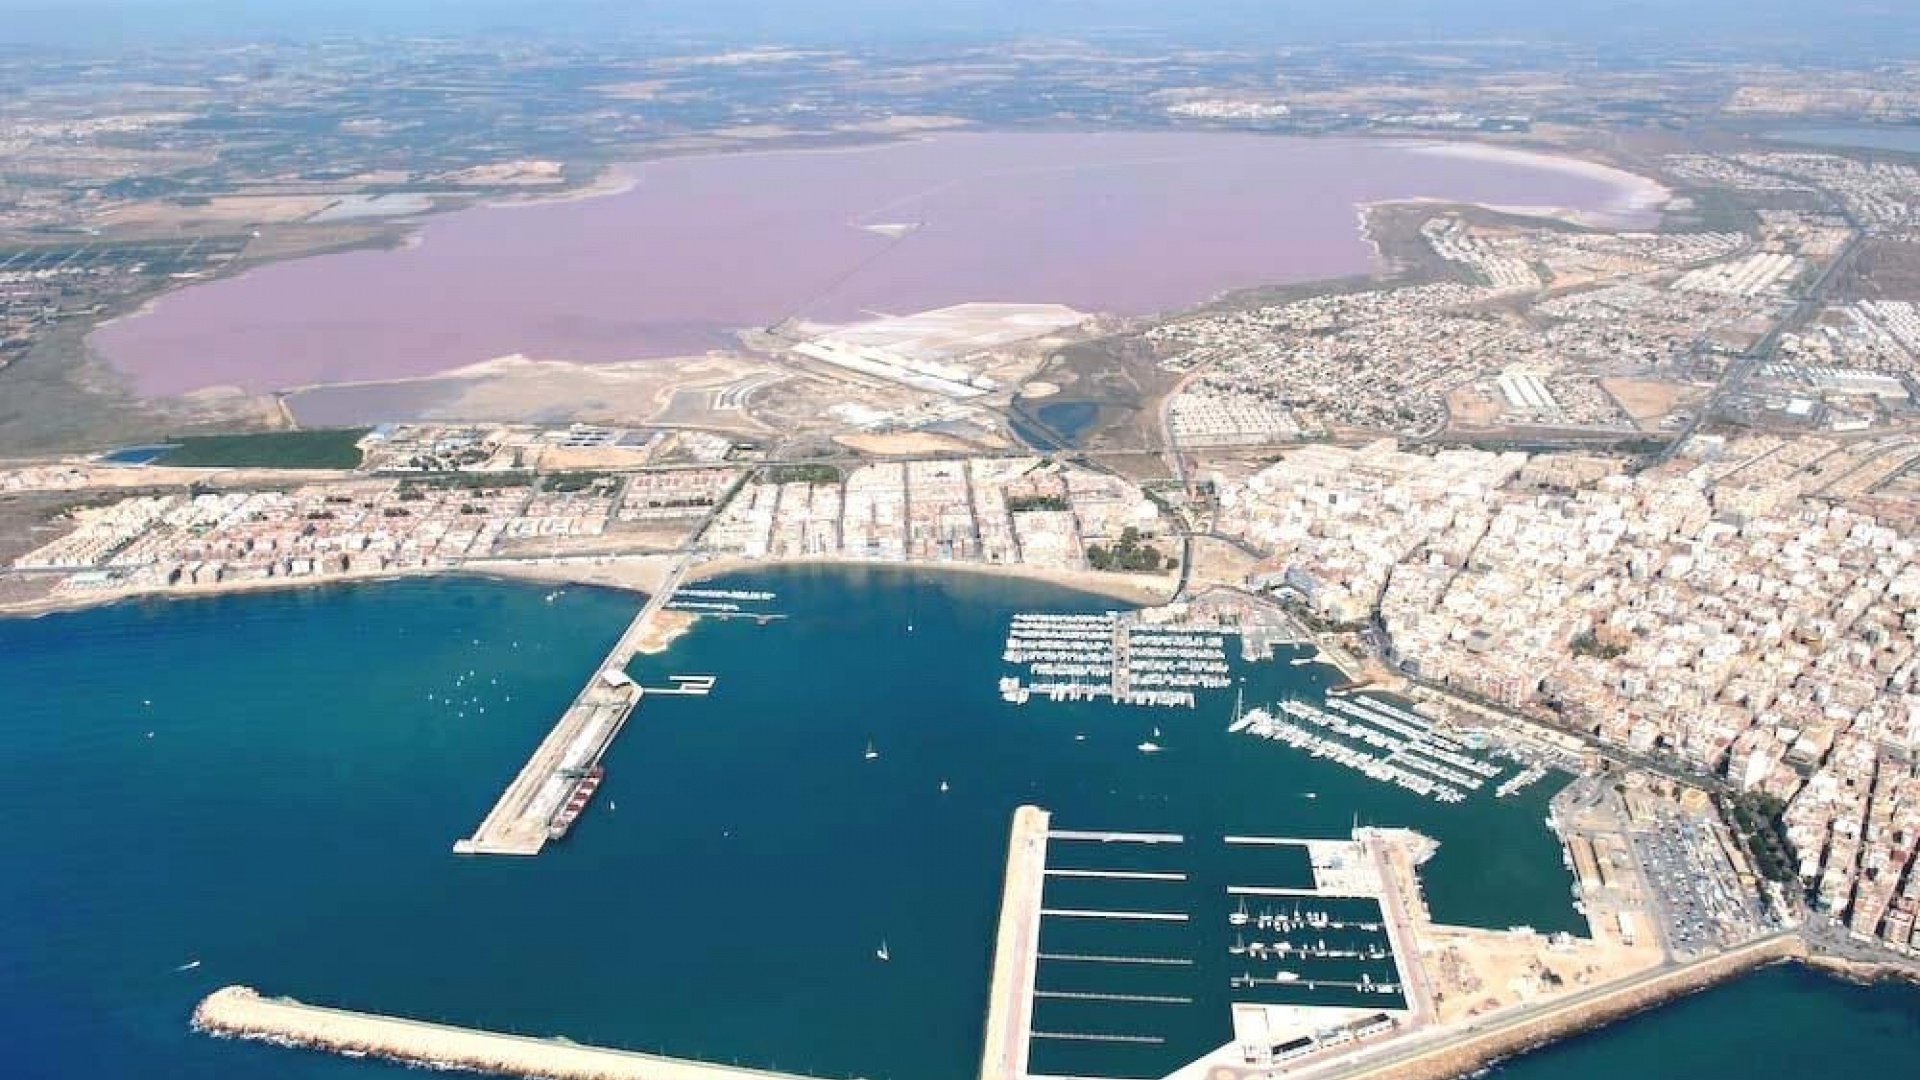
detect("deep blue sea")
(3, 566), (1916, 1080)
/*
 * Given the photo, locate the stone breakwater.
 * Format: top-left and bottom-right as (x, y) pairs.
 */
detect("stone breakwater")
(192, 986), (824, 1080)
(1802, 953), (1920, 989)
(1333, 934), (1808, 1080)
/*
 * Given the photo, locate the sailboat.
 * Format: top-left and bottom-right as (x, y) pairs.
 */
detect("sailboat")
(876, 940), (890, 962)
(865, 739), (879, 761)
(939, 780), (950, 793)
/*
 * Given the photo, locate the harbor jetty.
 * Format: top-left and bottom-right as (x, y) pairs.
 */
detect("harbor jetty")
(192, 986), (822, 1080)
(980, 805), (1050, 1080)
(455, 556), (711, 856)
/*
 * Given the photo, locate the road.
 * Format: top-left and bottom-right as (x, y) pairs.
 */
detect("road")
(1292, 931), (1801, 1080)
(1657, 207), (1866, 464)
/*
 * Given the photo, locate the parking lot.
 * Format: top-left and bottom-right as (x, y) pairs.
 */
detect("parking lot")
(1631, 811), (1768, 956)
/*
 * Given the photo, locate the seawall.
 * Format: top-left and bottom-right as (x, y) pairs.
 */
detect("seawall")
(1328, 934), (1806, 1080)
(192, 985), (824, 1080)
(1800, 952), (1920, 989)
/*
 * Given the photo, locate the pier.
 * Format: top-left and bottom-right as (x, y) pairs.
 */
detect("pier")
(1039, 908), (1190, 922)
(1043, 869), (1186, 881)
(1037, 952), (1194, 967)
(192, 986), (823, 1080)
(455, 558), (701, 856)
(1047, 829), (1184, 844)
(980, 805), (1050, 1080)
(1227, 885), (1371, 899)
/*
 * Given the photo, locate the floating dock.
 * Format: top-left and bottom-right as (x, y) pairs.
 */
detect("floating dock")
(980, 805), (1050, 1080)
(192, 986), (821, 1080)
(455, 560), (701, 856)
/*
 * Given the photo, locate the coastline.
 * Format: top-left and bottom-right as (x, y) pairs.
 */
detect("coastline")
(0, 552), (1178, 621)
(1799, 952), (1920, 988)
(681, 553), (1178, 606)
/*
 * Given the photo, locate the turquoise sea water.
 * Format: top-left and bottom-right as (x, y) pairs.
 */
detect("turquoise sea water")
(3, 566), (1916, 1079)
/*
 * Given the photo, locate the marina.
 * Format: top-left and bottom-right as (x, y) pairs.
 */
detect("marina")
(665, 588), (788, 622)
(998, 611), (1235, 709)
(0, 567), (1624, 1080)
(1023, 820), (1422, 1080)
(1229, 693), (1522, 807)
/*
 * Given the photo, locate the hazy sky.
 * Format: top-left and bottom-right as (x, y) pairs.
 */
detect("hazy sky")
(2, 0), (1914, 55)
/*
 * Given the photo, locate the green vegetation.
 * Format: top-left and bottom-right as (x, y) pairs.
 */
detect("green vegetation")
(156, 428), (370, 469)
(542, 471), (617, 494)
(1721, 791), (1799, 885)
(764, 463), (843, 484)
(1087, 527), (1175, 573)
(398, 471), (534, 492)
(1570, 630), (1630, 660)
(1006, 493), (1069, 512)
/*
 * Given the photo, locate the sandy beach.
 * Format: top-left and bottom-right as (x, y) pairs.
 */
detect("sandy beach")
(0, 551), (1179, 621)
(683, 553), (1178, 606)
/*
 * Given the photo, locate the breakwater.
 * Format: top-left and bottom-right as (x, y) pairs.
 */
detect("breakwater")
(1326, 933), (1807, 1080)
(979, 806), (1050, 1080)
(193, 986), (825, 1080)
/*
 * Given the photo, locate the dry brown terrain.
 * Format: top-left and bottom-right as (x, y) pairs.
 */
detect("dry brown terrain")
(96, 196), (339, 229)
(832, 431), (980, 456)
(1844, 240), (1920, 301)
(1446, 387), (1506, 427)
(1600, 377), (1702, 429)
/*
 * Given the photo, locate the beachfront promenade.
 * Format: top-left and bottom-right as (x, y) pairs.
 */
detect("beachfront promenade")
(454, 556), (693, 856)
(981, 806), (1050, 1080)
(193, 986), (825, 1080)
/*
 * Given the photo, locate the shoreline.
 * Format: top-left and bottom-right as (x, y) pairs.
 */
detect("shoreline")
(681, 553), (1178, 606)
(0, 552), (1178, 621)
(1402, 141), (1672, 228)
(1800, 952), (1920, 988)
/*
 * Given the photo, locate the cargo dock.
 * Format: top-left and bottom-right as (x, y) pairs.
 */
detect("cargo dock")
(455, 558), (707, 856)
